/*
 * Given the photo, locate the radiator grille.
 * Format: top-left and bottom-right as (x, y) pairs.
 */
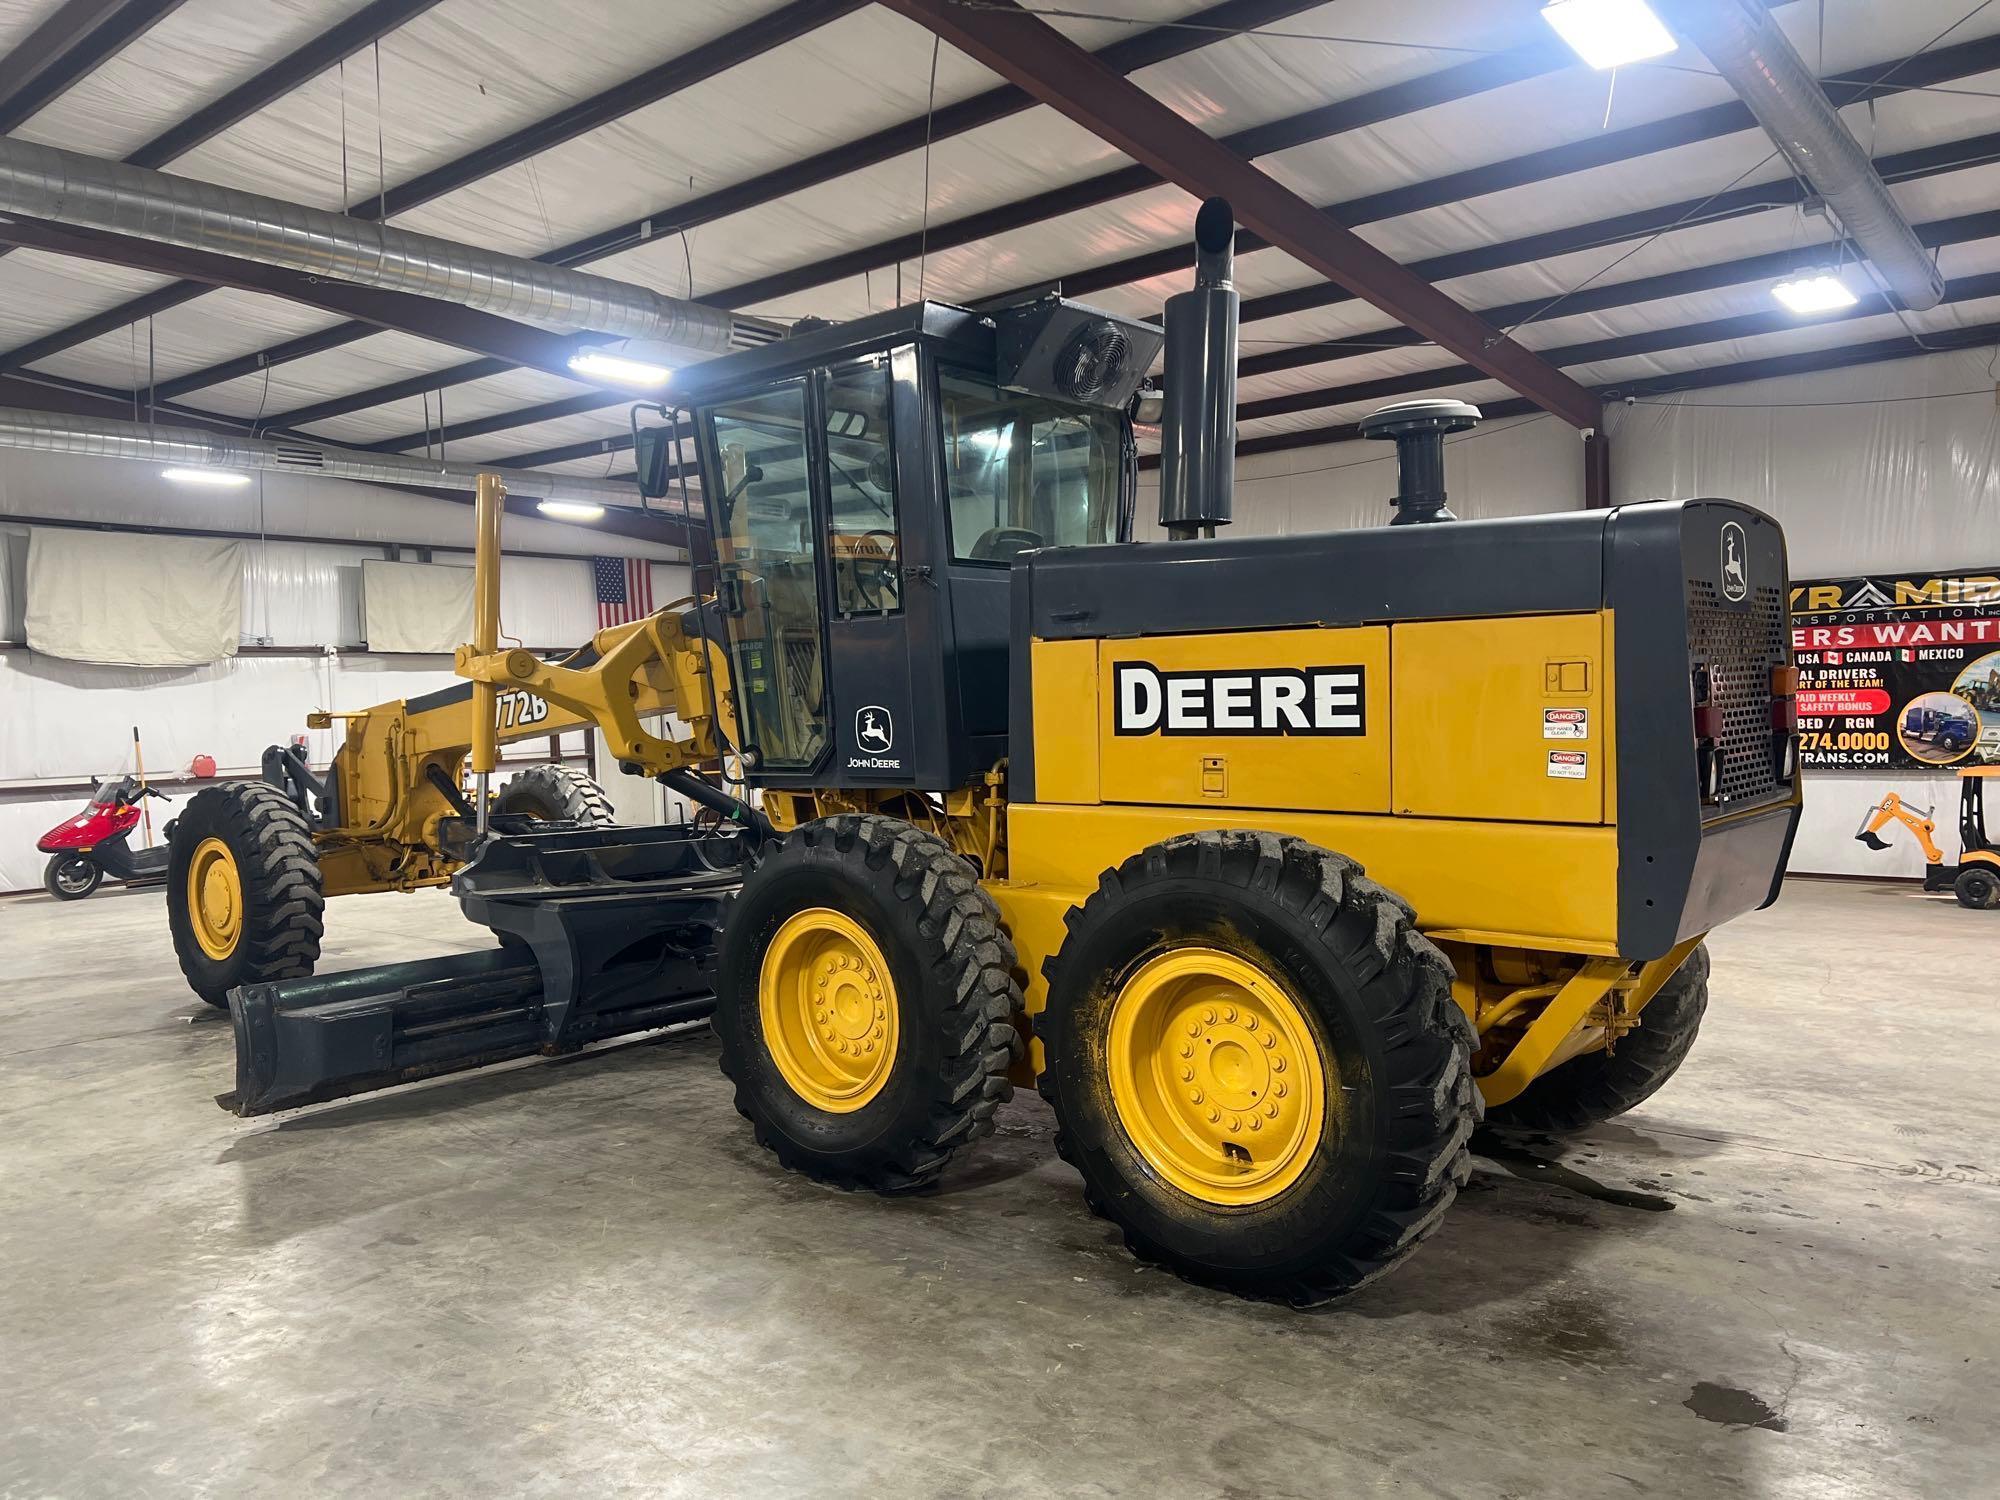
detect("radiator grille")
(1688, 579), (1790, 810)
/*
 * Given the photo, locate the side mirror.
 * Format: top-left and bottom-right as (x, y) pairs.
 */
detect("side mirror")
(634, 423), (678, 500)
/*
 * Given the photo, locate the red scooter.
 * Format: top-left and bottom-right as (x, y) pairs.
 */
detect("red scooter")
(35, 774), (177, 900)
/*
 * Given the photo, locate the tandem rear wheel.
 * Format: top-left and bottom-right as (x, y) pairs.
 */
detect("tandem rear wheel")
(713, 815), (1023, 1193)
(1036, 830), (1480, 1306)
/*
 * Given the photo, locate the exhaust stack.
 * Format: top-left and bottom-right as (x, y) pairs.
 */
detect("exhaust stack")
(1359, 397), (1481, 525)
(1157, 197), (1239, 540)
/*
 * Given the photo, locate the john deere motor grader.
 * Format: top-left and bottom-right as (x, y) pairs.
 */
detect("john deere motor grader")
(222, 201), (1801, 1303)
(164, 660), (646, 1007)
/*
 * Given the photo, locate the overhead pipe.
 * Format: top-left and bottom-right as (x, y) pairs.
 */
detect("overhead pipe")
(0, 406), (687, 514)
(1660, 0), (1945, 311)
(0, 138), (775, 354)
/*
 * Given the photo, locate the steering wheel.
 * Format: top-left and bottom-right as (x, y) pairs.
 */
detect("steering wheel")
(851, 529), (900, 610)
(969, 526), (1043, 563)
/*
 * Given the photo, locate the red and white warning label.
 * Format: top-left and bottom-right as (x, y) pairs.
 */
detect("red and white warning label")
(1543, 707), (1589, 740)
(1547, 750), (1588, 779)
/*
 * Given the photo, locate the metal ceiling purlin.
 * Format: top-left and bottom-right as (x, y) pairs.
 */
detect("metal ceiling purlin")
(384, 123), (2000, 468)
(473, 250), (2000, 476)
(0, 375), (685, 545)
(1226, 317), (2000, 462)
(1, 0), (864, 382)
(357, 26), (2000, 454)
(0, 217), (613, 382)
(1237, 268), (2000, 424)
(1053, 31), (2000, 308)
(152, 0), (1328, 408)
(0, 0), (185, 134)
(1239, 209), (2000, 378)
(842, 1), (1599, 426)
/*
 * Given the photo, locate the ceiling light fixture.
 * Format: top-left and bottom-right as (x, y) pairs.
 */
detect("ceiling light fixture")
(1540, 0), (1677, 70)
(1771, 270), (1859, 315)
(537, 498), (606, 521)
(161, 467), (252, 487)
(567, 350), (673, 387)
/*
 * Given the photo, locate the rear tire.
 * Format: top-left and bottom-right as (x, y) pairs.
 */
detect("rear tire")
(168, 784), (325, 1009)
(1483, 944), (1710, 1133)
(495, 764), (616, 825)
(714, 815), (1022, 1193)
(44, 854), (101, 901)
(1954, 865), (2000, 910)
(1037, 830), (1478, 1306)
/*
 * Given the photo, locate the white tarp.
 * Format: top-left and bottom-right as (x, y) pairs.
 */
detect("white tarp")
(25, 527), (243, 666)
(361, 559), (475, 654)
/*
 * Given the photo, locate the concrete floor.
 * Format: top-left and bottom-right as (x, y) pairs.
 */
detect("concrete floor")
(1, 878), (1993, 1499)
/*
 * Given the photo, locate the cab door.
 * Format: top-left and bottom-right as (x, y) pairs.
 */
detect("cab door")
(817, 356), (917, 785)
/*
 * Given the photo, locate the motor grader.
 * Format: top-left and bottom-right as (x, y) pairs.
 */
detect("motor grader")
(164, 671), (641, 1008)
(219, 201), (1801, 1303)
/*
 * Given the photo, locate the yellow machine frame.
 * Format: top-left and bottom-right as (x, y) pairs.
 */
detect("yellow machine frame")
(455, 477), (1737, 1109)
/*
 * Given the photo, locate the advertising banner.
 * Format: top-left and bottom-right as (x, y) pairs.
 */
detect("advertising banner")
(1789, 568), (2000, 770)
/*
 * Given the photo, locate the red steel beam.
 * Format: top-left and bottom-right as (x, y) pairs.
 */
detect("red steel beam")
(876, 0), (1603, 431)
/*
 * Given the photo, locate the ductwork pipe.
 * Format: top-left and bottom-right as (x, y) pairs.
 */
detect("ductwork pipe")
(0, 406), (688, 515)
(0, 139), (765, 354)
(1661, 0), (1945, 310)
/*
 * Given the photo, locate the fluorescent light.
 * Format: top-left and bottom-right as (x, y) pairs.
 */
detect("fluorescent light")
(567, 350), (672, 387)
(1771, 271), (1859, 315)
(537, 498), (605, 521)
(162, 467), (251, 487)
(1541, 0), (1676, 70)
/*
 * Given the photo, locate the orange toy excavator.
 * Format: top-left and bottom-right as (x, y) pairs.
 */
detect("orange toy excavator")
(1856, 770), (2000, 909)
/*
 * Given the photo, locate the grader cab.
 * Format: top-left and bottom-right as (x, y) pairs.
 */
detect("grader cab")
(218, 201), (1802, 1304)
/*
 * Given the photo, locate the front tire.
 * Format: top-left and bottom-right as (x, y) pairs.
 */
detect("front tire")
(1484, 944), (1710, 1133)
(44, 854), (101, 901)
(1038, 831), (1478, 1305)
(714, 815), (1022, 1193)
(168, 784), (325, 1009)
(1955, 864), (2000, 910)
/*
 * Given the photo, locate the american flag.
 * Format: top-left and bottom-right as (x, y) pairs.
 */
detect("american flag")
(594, 555), (654, 627)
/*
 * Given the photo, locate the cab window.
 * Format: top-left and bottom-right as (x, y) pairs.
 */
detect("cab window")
(939, 371), (1123, 565)
(701, 380), (827, 772)
(823, 361), (901, 615)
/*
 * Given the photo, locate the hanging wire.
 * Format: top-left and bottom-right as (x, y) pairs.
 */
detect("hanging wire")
(917, 35), (942, 304)
(337, 56), (350, 207)
(374, 39), (387, 221)
(1488, 149), (1785, 345)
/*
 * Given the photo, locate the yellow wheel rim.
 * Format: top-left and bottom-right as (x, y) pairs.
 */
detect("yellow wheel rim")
(1107, 947), (1326, 1206)
(758, 908), (899, 1113)
(187, 836), (244, 961)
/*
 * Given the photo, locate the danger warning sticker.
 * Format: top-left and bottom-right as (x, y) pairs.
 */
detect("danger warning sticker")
(1547, 750), (1588, 780)
(1543, 707), (1589, 740)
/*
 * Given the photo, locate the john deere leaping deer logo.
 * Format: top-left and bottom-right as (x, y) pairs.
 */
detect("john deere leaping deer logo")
(855, 705), (894, 754)
(1720, 521), (1749, 603)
